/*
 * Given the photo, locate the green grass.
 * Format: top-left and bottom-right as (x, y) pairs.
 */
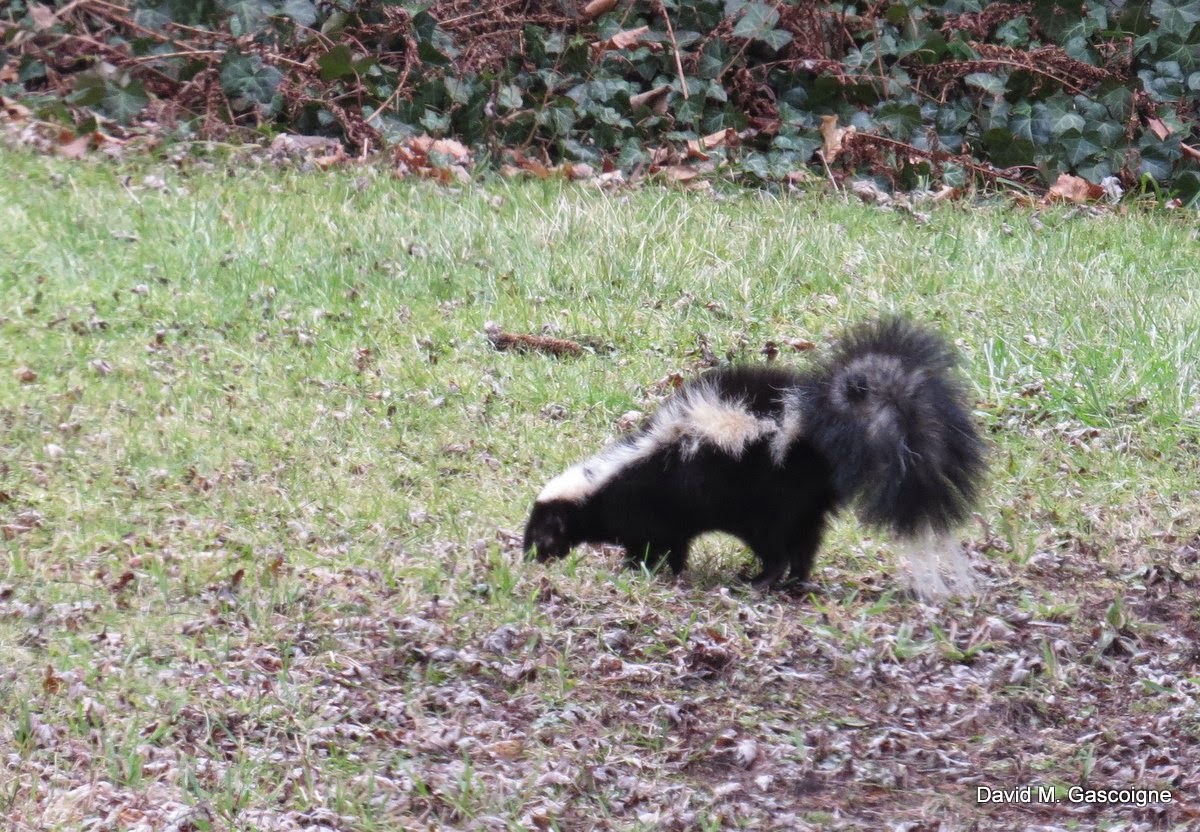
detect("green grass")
(2, 148), (1198, 830)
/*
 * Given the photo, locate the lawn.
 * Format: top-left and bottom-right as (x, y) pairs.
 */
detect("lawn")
(1, 147), (1198, 831)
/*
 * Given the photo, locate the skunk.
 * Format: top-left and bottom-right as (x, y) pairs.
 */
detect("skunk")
(523, 318), (986, 595)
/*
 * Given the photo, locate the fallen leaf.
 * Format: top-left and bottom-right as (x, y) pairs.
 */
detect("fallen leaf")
(42, 665), (62, 694)
(487, 740), (524, 760)
(629, 84), (671, 112)
(660, 165), (700, 182)
(58, 134), (91, 160)
(1147, 117), (1170, 140)
(595, 26), (659, 54)
(928, 184), (960, 202)
(581, 0), (618, 19)
(735, 738), (759, 768)
(1, 96), (32, 121)
(701, 127), (732, 148)
(1047, 173), (1103, 204)
(686, 129), (732, 159)
(563, 162), (595, 180)
(313, 146), (347, 169)
(429, 138), (471, 164)
(851, 179), (891, 206)
(29, 3), (57, 31)
(819, 115), (854, 163)
(352, 347), (373, 372)
(616, 410), (643, 431)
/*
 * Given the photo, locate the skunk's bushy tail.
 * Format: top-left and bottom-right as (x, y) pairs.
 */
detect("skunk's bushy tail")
(804, 318), (986, 536)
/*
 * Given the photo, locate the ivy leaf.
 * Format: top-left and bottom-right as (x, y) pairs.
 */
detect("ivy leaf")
(419, 108), (450, 133)
(1030, 0), (1084, 42)
(280, 0), (318, 27)
(757, 28), (793, 50)
(1009, 100), (1034, 141)
(1058, 128), (1102, 166)
(696, 40), (728, 79)
(983, 128), (1036, 166)
(1137, 132), (1182, 181)
(318, 45), (354, 81)
(731, 2), (790, 49)
(101, 79), (148, 123)
(497, 84), (523, 111)
(219, 51), (283, 115)
(445, 77), (474, 105)
(220, 0), (273, 36)
(1150, 0), (1200, 37)
(1040, 95), (1085, 135)
(1173, 170), (1200, 206)
(874, 102), (921, 138)
(66, 71), (106, 107)
(965, 72), (1006, 95)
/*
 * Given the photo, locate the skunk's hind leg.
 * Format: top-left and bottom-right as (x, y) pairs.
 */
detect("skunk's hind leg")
(743, 538), (791, 589)
(784, 510), (831, 586)
(743, 510), (830, 589)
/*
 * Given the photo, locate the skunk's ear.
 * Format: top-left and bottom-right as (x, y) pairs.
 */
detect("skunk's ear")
(524, 500), (574, 561)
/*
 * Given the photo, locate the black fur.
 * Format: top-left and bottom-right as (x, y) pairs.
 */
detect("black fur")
(524, 318), (986, 587)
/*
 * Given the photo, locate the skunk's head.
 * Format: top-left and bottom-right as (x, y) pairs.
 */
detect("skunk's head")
(523, 499), (578, 561)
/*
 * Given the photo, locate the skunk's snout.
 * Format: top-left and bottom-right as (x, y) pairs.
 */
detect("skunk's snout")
(523, 501), (572, 561)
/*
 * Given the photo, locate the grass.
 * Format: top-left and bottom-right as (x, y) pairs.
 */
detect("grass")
(1, 146), (1199, 830)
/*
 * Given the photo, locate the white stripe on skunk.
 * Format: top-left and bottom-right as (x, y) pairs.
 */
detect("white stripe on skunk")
(524, 318), (986, 600)
(536, 382), (777, 504)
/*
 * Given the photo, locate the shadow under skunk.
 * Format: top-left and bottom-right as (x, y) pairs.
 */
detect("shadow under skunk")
(523, 318), (986, 598)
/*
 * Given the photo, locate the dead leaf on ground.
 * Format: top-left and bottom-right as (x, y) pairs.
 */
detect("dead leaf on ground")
(1047, 173), (1103, 204)
(594, 26), (660, 55)
(58, 134), (92, 160)
(819, 115), (855, 163)
(28, 3), (57, 31)
(661, 165), (699, 182)
(312, 145), (348, 169)
(396, 134), (473, 183)
(269, 134), (343, 161)
(42, 664), (62, 694)
(502, 152), (555, 179)
(851, 179), (892, 206)
(563, 162), (594, 180)
(686, 128), (733, 159)
(1, 95), (32, 121)
(1147, 117), (1171, 140)
(581, 0), (618, 19)
(928, 184), (960, 202)
(659, 163), (717, 184)
(629, 85), (671, 112)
